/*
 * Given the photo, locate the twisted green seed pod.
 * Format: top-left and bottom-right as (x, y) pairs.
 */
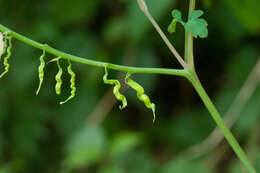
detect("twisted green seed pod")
(125, 73), (156, 122)
(55, 58), (63, 95)
(60, 60), (76, 104)
(36, 49), (46, 95)
(0, 36), (12, 79)
(0, 32), (9, 62)
(103, 67), (127, 110)
(0, 33), (4, 60)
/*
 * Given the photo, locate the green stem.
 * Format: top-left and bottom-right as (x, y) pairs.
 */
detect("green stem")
(184, 0), (256, 172)
(186, 72), (256, 173)
(0, 24), (187, 78)
(184, 0), (195, 70)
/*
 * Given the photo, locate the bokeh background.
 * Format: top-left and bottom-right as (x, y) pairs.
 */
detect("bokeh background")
(0, 0), (260, 172)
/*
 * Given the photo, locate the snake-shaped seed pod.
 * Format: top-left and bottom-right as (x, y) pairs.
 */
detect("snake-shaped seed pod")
(36, 49), (46, 95)
(0, 33), (4, 60)
(103, 67), (127, 110)
(125, 73), (156, 122)
(55, 57), (63, 95)
(0, 36), (12, 79)
(60, 60), (76, 104)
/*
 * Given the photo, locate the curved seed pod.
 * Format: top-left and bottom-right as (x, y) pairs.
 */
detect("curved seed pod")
(60, 60), (76, 104)
(0, 36), (12, 79)
(55, 58), (63, 95)
(103, 67), (127, 110)
(36, 49), (46, 95)
(0, 33), (4, 60)
(125, 73), (156, 122)
(0, 32), (8, 61)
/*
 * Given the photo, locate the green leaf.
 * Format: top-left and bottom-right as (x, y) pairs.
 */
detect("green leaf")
(189, 10), (204, 20)
(185, 10), (208, 38)
(172, 10), (182, 21)
(168, 10), (185, 34)
(168, 19), (177, 34)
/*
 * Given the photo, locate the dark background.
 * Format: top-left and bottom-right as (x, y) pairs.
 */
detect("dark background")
(0, 0), (260, 172)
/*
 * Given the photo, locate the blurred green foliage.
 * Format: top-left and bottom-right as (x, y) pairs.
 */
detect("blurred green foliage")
(0, 0), (259, 172)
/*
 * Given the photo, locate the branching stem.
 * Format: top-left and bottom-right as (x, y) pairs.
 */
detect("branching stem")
(0, 0), (257, 171)
(0, 24), (187, 78)
(185, 0), (195, 70)
(182, 0), (256, 172)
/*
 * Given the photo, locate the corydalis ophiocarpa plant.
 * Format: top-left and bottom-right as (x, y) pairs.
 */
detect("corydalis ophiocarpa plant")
(0, 0), (257, 171)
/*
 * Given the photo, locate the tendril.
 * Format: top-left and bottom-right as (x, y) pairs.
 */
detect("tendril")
(125, 73), (156, 122)
(0, 36), (12, 79)
(60, 60), (76, 104)
(103, 66), (127, 110)
(36, 49), (46, 95)
(55, 57), (63, 95)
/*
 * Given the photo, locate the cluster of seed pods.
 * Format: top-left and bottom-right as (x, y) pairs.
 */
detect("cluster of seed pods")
(0, 32), (155, 119)
(36, 51), (76, 104)
(103, 66), (156, 122)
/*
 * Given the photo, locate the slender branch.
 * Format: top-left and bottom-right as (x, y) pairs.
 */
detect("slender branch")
(186, 58), (260, 158)
(137, 0), (187, 69)
(0, 24), (187, 78)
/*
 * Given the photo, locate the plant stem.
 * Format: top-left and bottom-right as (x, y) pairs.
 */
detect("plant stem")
(184, 0), (195, 70)
(186, 72), (257, 173)
(186, 58), (260, 158)
(0, 24), (187, 78)
(183, 0), (256, 171)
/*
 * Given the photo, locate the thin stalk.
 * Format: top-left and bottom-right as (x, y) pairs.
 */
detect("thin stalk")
(186, 73), (257, 173)
(184, 0), (195, 70)
(137, 0), (187, 69)
(183, 0), (256, 172)
(186, 58), (260, 158)
(0, 24), (187, 78)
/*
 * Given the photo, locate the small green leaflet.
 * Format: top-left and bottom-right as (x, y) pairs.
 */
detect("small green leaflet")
(168, 9), (208, 38)
(185, 10), (208, 38)
(168, 10), (184, 34)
